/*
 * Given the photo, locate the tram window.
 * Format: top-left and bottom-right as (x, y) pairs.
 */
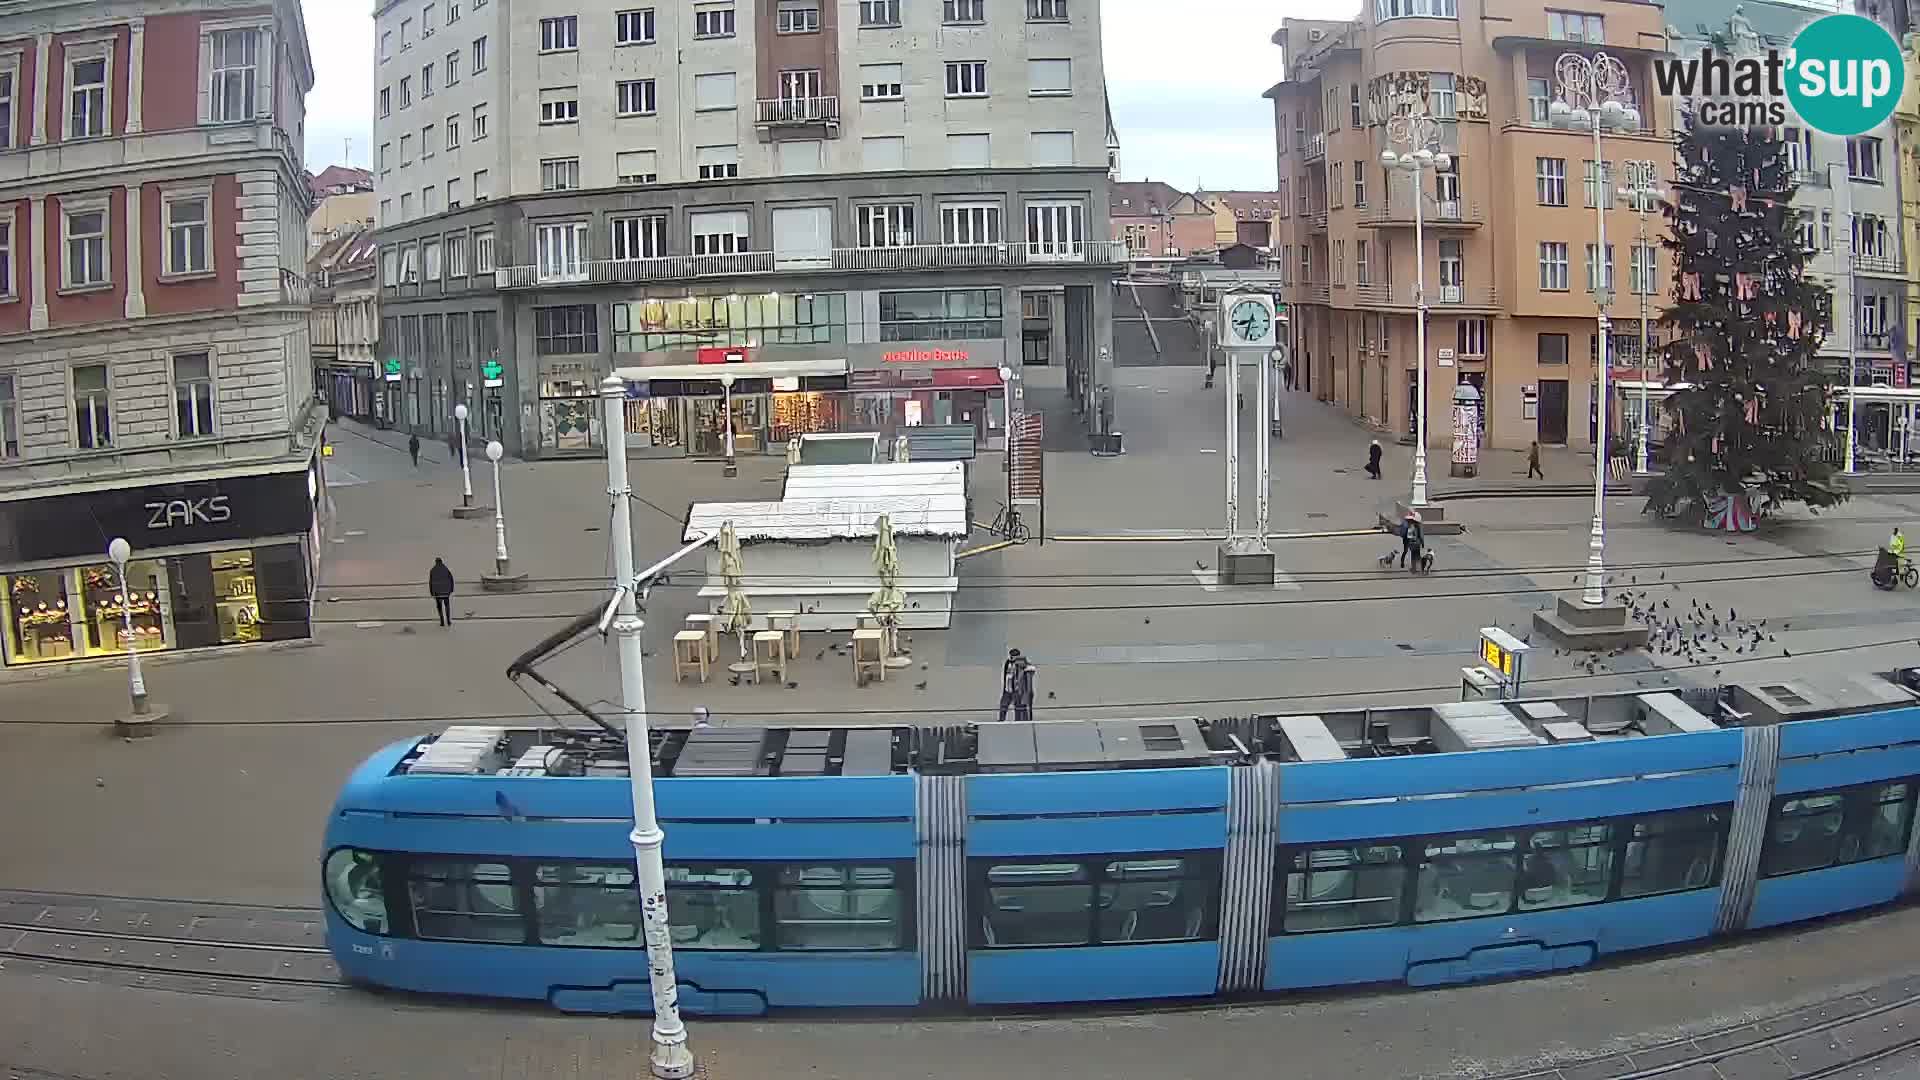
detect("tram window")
(1097, 858), (1213, 944)
(1280, 845), (1405, 933)
(982, 862), (1093, 947)
(1762, 793), (1849, 876)
(665, 865), (761, 950)
(773, 865), (906, 951)
(1414, 832), (1517, 923)
(1863, 782), (1914, 860)
(533, 862), (643, 948)
(1620, 807), (1725, 898)
(1518, 824), (1613, 911)
(407, 859), (524, 943)
(323, 848), (389, 934)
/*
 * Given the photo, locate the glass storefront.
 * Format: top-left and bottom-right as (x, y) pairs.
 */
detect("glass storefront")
(612, 293), (848, 352)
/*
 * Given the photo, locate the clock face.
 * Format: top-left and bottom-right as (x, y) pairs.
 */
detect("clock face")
(1230, 300), (1272, 343)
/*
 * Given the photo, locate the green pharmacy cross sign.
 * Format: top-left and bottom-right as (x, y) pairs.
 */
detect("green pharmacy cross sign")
(382, 358), (403, 382)
(482, 358), (505, 388)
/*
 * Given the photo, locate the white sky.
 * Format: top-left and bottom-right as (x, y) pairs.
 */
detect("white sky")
(297, 0), (1361, 191)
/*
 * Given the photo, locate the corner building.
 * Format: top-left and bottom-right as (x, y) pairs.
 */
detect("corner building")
(370, 0), (1119, 458)
(0, 0), (322, 668)
(1267, 0), (1674, 452)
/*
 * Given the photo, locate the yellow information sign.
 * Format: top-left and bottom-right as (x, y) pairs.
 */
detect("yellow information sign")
(1480, 636), (1514, 677)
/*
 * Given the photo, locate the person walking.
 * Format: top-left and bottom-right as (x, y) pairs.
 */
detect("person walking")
(1282, 359), (1295, 392)
(997, 648), (1024, 722)
(1399, 510), (1425, 570)
(1526, 440), (1544, 479)
(407, 433), (421, 468)
(428, 557), (456, 627)
(1365, 439), (1383, 480)
(1012, 658), (1037, 723)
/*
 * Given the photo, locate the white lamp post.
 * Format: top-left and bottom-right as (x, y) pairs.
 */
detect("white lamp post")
(453, 403), (473, 506)
(1551, 50), (1640, 608)
(487, 440), (511, 575)
(106, 537), (148, 716)
(720, 372), (738, 478)
(1617, 162), (1664, 476)
(1380, 112), (1451, 509)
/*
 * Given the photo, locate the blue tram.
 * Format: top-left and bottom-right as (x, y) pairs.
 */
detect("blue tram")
(322, 675), (1920, 1014)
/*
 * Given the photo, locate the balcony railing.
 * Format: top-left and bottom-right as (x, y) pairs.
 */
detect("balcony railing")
(1303, 132), (1327, 161)
(756, 96), (840, 126)
(1852, 252), (1903, 275)
(494, 241), (1127, 288)
(1352, 281), (1500, 310)
(1859, 330), (1893, 352)
(1793, 167), (1829, 188)
(1360, 197), (1483, 228)
(1308, 208), (1329, 232)
(1293, 281), (1331, 305)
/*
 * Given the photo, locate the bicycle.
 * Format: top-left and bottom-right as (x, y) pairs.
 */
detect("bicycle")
(989, 503), (1032, 544)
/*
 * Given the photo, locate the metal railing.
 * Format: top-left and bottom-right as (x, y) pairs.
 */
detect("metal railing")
(755, 96), (840, 125)
(494, 241), (1128, 288)
(1352, 281), (1499, 309)
(1859, 330), (1893, 351)
(1308, 208), (1329, 231)
(1303, 133), (1327, 161)
(1294, 281), (1331, 304)
(1359, 197), (1483, 227)
(1852, 252), (1903, 275)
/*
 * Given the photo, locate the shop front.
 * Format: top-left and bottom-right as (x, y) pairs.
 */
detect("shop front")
(320, 362), (376, 422)
(0, 463), (321, 667)
(616, 357), (851, 458)
(848, 346), (1010, 449)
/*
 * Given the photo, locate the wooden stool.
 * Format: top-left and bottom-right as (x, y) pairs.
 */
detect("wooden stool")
(851, 628), (885, 686)
(752, 630), (786, 684)
(685, 613), (718, 659)
(766, 610), (800, 657)
(673, 630), (710, 683)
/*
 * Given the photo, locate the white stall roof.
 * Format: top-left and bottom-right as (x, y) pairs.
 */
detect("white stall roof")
(687, 462), (969, 543)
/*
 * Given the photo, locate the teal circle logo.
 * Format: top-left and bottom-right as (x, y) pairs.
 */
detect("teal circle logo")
(1786, 14), (1904, 136)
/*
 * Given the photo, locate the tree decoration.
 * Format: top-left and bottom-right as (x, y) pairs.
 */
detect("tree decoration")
(1645, 117), (1846, 524)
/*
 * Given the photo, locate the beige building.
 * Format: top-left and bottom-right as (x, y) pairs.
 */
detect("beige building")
(1266, 0), (1673, 451)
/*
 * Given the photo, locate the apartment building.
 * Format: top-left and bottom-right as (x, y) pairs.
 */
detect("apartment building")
(1109, 180), (1211, 258)
(1266, 0), (1674, 452)
(0, 0), (323, 669)
(369, 0), (1120, 458)
(310, 225), (381, 421)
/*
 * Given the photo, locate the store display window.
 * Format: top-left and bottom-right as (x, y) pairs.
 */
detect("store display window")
(77, 558), (173, 657)
(2, 570), (80, 664)
(212, 551), (262, 644)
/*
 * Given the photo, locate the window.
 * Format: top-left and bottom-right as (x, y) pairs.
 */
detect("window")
(68, 54), (108, 138)
(1621, 807), (1726, 897)
(1856, 214), (1892, 258)
(324, 850), (388, 934)
(1028, 59), (1070, 96)
(472, 36), (487, 72)
(1279, 845), (1405, 932)
(690, 210), (750, 255)
(946, 61), (988, 98)
(382, 247), (398, 286)
(380, 87), (391, 117)
(861, 63), (903, 101)
(857, 203), (915, 248)
(775, 138), (822, 175)
(694, 72), (736, 112)
(445, 114), (460, 148)
(423, 4), (436, 35)
(1547, 10), (1604, 42)
(208, 28), (260, 123)
(1028, 0), (1067, 18)
(540, 157), (581, 191)
(1584, 243), (1614, 293)
(475, 230), (495, 272)
(530, 862), (647, 947)
(662, 866), (762, 949)
(448, 1), (459, 22)
(1796, 213), (1817, 252)
(422, 62), (434, 97)
(880, 287), (1002, 339)
(863, 135), (905, 170)
(1762, 782), (1916, 876)
(1332, 238), (1345, 284)
(861, 0), (900, 26)
(400, 76), (413, 108)
(777, 0), (821, 33)
(401, 17), (413, 48)
(446, 231), (467, 275)
(1527, 78), (1550, 124)
(0, 217), (11, 297)
(974, 855), (1216, 947)
(1457, 317), (1488, 356)
(534, 304), (598, 354)
(944, 0), (985, 22)
(446, 50), (459, 85)
(1351, 83), (1363, 128)
(1536, 157), (1566, 205)
(1538, 242), (1570, 290)
(1411, 832), (1517, 923)
(617, 8), (656, 44)
(616, 149), (658, 184)
(1026, 200), (1083, 259)
(422, 123), (435, 156)
(1629, 243), (1658, 295)
(1029, 131), (1073, 167)
(941, 202), (1001, 245)
(694, 5), (736, 37)
(1538, 332), (1569, 365)
(948, 133), (991, 169)
(164, 192), (210, 276)
(381, 31), (393, 61)
(63, 202), (108, 289)
(1582, 160), (1614, 208)
(541, 93), (579, 124)
(409, 859), (522, 943)
(776, 69), (820, 104)
(400, 133), (413, 164)
(696, 144), (739, 180)
(540, 15), (578, 51)
(774, 865), (906, 950)
(72, 363), (111, 449)
(1375, 0), (1456, 18)
(612, 215), (667, 260)
(400, 192), (413, 220)
(1427, 72), (1456, 119)
(422, 238), (442, 280)
(472, 103), (488, 139)
(535, 221), (585, 280)
(171, 352), (214, 437)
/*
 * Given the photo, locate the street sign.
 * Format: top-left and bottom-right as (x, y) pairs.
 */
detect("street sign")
(383, 357), (402, 383)
(482, 358), (505, 388)
(1475, 626), (1531, 699)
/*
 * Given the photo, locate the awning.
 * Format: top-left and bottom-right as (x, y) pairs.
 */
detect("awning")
(612, 358), (848, 383)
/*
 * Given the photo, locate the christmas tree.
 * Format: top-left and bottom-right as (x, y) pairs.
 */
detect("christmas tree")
(1645, 116), (1846, 525)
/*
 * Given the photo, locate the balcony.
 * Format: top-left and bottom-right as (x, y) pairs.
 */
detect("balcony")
(494, 241), (1128, 288)
(1308, 208), (1329, 233)
(755, 96), (840, 134)
(1852, 252), (1904, 276)
(1359, 196), (1483, 229)
(1859, 329), (1894, 352)
(1352, 281), (1500, 311)
(1303, 133), (1327, 162)
(1293, 281), (1331, 305)
(1793, 167), (1829, 188)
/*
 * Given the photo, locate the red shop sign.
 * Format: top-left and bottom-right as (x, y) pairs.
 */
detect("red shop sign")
(697, 347), (750, 365)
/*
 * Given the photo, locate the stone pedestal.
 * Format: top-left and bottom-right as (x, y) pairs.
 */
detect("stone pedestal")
(451, 503), (491, 519)
(114, 704), (170, 738)
(1378, 499), (1463, 536)
(1216, 540), (1276, 586)
(1533, 596), (1650, 651)
(481, 571), (530, 592)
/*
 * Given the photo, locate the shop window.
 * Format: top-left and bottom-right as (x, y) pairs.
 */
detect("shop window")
(3, 571), (79, 663)
(535, 305), (599, 354)
(211, 551), (261, 643)
(879, 288), (1003, 341)
(612, 293), (846, 351)
(78, 558), (170, 656)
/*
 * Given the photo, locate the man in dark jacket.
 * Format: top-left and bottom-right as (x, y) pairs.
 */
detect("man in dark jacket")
(997, 648), (1024, 721)
(1012, 659), (1037, 723)
(407, 433), (421, 468)
(428, 558), (456, 626)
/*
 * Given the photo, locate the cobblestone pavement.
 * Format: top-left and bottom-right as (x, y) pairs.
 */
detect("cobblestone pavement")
(3, 901), (1920, 1079)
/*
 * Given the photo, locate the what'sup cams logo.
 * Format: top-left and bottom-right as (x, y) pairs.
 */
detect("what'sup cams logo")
(1653, 14), (1905, 136)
